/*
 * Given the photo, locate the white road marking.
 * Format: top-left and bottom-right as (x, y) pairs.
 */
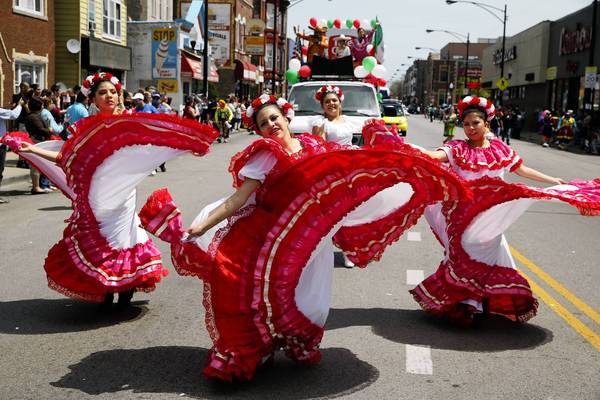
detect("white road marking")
(405, 344), (433, 375)
(407, 231), (422, 242)
(406, 269), (425, 286)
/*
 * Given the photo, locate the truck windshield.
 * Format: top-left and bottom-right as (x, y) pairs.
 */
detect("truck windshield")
(288, 85), (380, 117)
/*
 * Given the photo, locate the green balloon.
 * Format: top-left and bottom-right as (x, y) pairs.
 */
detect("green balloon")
(327, 19), (334, 28)
(377, 92), (383, 102)
(346, 19), (353, 28)
(370, 19), (377, 28)
(286, 69), (299, 83)
(362, 56), (376, 72)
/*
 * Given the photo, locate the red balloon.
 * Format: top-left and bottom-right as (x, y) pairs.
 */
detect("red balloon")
(299, 65), (312, 78)
(353, 19), (361, 29)
(334, 19), (342, 29)
(301, 46), (308, 56)
(309, 17), (318, 28)
(369, 47), (376, 56)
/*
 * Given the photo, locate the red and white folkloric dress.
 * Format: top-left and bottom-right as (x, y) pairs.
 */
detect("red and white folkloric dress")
(139, 127), (470, 381)
(4, 114), (219, 302)
(410, 138), (600, 324)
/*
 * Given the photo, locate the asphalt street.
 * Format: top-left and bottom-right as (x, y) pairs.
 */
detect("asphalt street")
(0, 117), (599, 400)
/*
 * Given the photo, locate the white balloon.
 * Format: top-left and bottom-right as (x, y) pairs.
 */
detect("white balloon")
(320, 19), (327, 28)
(354, 66), (368, 78)
(372, 64), (387, 79)
(366, 44), (374, 53)
(289, 58), (302, 72)
(362, 19), (370, 29)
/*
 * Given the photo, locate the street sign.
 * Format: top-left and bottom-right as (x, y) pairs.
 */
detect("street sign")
(496, 78), (509, 91)
(584, 66), (597, 89)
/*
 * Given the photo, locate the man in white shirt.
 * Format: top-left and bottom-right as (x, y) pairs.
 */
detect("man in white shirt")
(0, 101), (24, 203)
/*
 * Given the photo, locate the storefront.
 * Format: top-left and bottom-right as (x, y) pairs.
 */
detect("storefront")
(81, 37), (132, 83)
(181, 51), (220, 97)
(234, 59), (258, 99)
(546, 4), (600, 113)
(481, 21), (551, 130)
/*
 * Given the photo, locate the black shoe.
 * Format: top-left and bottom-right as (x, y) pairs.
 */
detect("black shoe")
(117, 290), (134, 307)
(100, 293), (114, 309)
(160, 164), (166, 172)
(217, 138), (222, 143)
(0, 198), (9, 204)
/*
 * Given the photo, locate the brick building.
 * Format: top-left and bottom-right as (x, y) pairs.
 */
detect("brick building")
(0, 0), (55, 106)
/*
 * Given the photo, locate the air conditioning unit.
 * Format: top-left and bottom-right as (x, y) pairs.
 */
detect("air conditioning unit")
(88, 20), (96, 32)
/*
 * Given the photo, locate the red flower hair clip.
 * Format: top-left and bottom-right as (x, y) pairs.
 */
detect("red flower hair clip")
(243, 94), (295, 129)
(81, 72), (123, 96)
(314, 85), (344, 103)
(456, 96), (496, 121)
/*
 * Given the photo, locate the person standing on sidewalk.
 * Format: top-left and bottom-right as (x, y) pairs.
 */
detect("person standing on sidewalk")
(0, 100), (24, 203)
(214, 99), (233, 143)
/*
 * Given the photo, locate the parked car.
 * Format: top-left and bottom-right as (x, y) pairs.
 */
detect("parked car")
(287, 81), (381, 146)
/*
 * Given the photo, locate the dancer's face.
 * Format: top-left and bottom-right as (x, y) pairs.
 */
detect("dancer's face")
(255, 105), (290, 142)
(462, 112), (489, 142)
(322, 93), (341, 119)
(94, 81), (119, 115)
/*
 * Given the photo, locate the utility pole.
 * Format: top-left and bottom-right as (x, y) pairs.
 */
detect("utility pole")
(464, 33), (470, 96)
(202, 0), (209, 98)
(272, 1), (278, 94)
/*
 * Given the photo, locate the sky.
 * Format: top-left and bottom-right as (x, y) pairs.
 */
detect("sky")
(286, 0), (592, 81)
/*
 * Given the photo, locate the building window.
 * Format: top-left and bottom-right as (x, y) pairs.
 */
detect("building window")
(252, 0), (261, 18)
(151, 0), (157, 18)
(13, 0), (45, 16)
(103, 0), (122, 39)
(14, 61), (45, 92)
(88, 0), (96, 32)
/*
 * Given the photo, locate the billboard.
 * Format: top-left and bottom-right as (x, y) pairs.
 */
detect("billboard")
(208, 2), (232, 65)
(152, 28), (178, 79)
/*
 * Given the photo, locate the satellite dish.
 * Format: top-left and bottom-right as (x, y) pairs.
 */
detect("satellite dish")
(66, 39), (81, 54)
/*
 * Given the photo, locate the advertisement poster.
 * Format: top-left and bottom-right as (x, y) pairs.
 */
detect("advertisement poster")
(152, 28), (178, 79)
(208, 3), (232, 65)
(158, 79), (178, 93)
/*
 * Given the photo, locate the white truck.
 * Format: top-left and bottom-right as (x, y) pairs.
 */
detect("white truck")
(287, 80), (381, 145)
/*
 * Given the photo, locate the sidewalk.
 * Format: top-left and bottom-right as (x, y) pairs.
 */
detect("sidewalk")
(515, 129), (599, 155)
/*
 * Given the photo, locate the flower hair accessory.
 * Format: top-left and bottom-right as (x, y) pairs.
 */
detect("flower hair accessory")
(80, 72), (123, 96)
(456, 95), (496, 121)
(243, 94), (295, 129)
(314, 85), (344, 103)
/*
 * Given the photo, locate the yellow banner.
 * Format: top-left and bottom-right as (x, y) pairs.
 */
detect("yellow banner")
(157, 80), (178, 93)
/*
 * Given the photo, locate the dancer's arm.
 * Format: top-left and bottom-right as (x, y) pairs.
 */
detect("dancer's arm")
(19, 142), (59, 162)
(513, 164), (566, 185)
(421, 149), (449, 163)
(312, 123), (327, 140)
(187, 178), (261, 238)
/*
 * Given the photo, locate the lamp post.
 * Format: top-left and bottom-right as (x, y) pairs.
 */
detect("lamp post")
(446, 1), (507, 102)
(426, 29), (469, 96)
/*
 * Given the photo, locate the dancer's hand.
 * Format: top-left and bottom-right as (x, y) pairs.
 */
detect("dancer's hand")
(551, 177), (567, 185)
(186, 224), (207, 238)
(19, 142), (34, 153)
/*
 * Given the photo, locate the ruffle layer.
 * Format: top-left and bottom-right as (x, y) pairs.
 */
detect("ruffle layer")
(443, 138), (521, 172)
(44, 114), (218, 300)
(411, 176), (600, 323)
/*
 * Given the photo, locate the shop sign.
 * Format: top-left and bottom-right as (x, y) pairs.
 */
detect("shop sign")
(559, 25), (592, 56)
(584, 66), (598, 89)
(245, 36), (265, 55)
(152, 28), (178, 79)
(247, 19), (265, 35)
(546, 66), (557, 80)
(492, 46), (517, 65)
(208, 3), (232, 65)
(157, 79), (178, 93)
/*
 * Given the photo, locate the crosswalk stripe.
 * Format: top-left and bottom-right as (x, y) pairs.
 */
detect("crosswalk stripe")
(406, 269), (425, 286)
(405, 344), (433, 375)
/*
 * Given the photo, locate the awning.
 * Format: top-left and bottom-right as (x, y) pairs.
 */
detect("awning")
(181, 53), (219, 82)
(234, 59), (258, 82)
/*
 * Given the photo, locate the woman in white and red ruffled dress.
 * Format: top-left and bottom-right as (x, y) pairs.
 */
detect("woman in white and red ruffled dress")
(4, 73), (218, 306)
(410, 96), (600, 325)
(138, 94), (470, 381)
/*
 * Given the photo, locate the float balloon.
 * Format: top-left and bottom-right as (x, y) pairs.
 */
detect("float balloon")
(309, 17), (318, 28)
(301, 46), (308, 56)
(354, 66), (368, 78)
(362, 56), (377, 72)
(299, 65), (312, 78)
(286, 69), (299, 84)
(334, 19), (342, 29)
(346, 19), (353, 28)
(372, 64), (387, 79)
(362, 19), (370, 29)
(377, 92), (383, 102)
(327, 19), (334, 28)
(366, 44), (373, 54)
(353, 19), (361, 29)
(289, 58), (302, 72)
(370, 19), (377, 28)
